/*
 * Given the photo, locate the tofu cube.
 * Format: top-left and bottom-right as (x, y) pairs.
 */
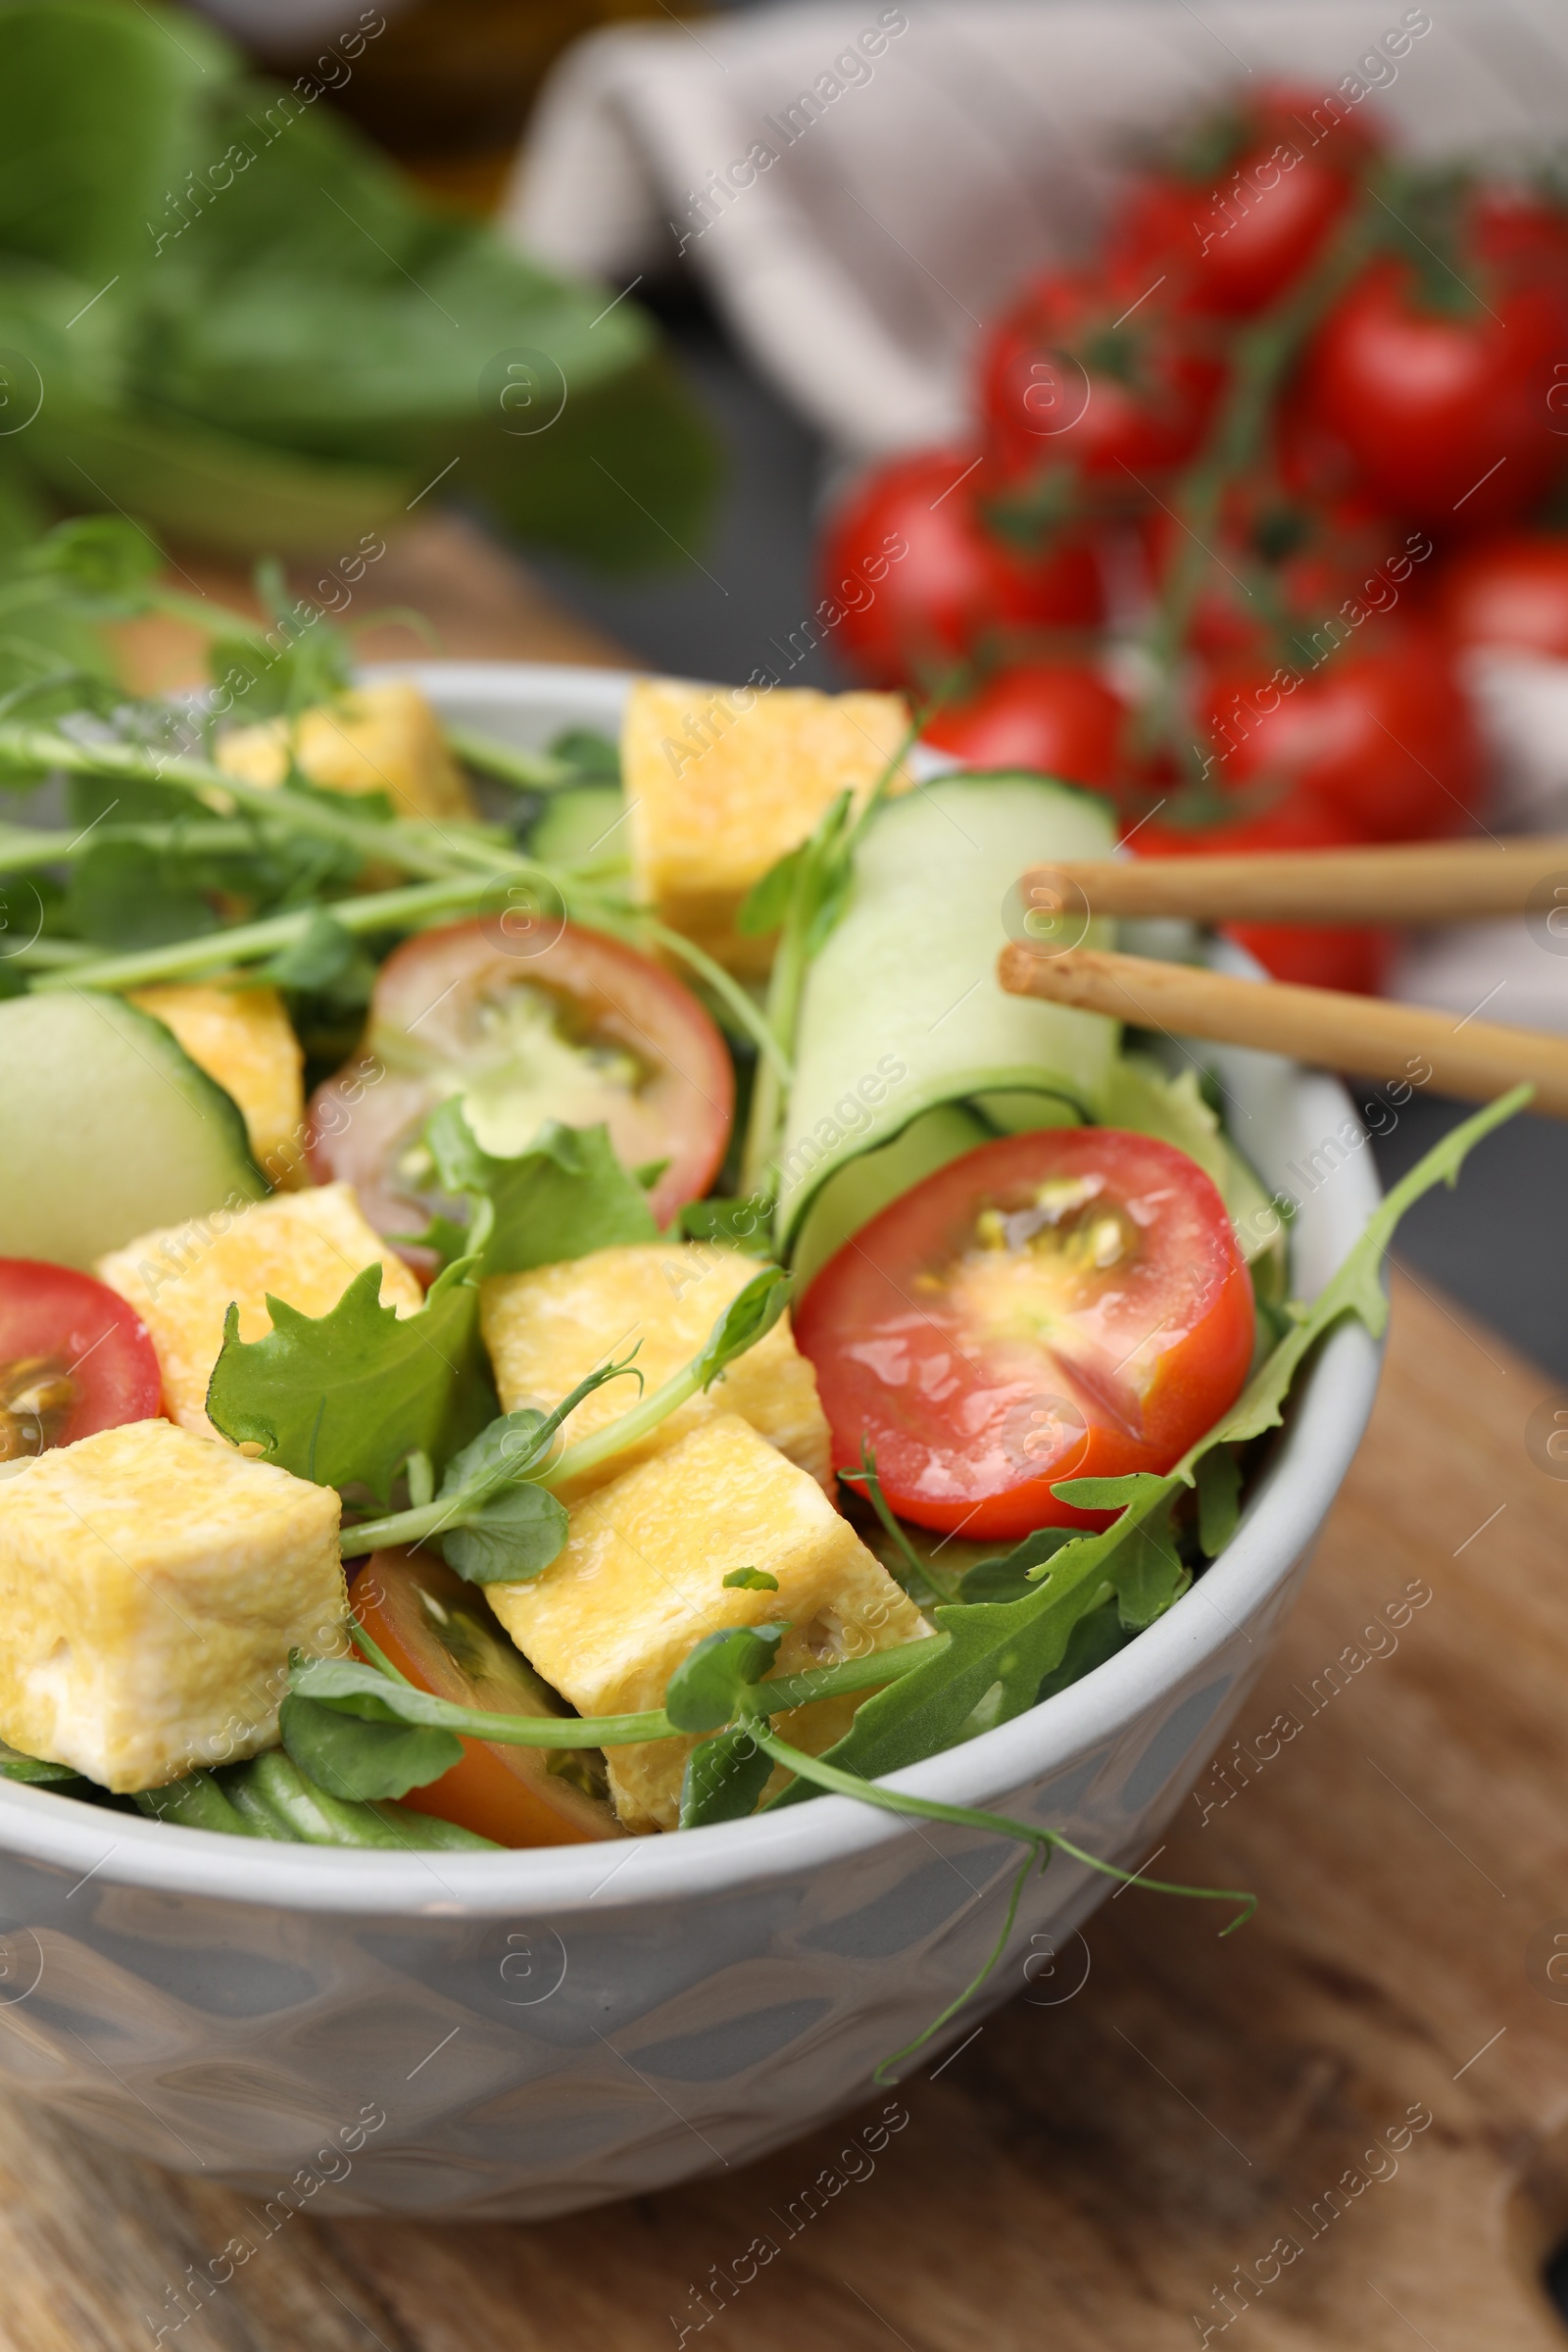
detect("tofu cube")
(487, 1413), (932, 1833)
(217, 680), (477, 824)
(623, 679), (911, 976)
(96, 1182), (423, 1440)
(480, 1242), (831, 1498)
(127, 983), (307, 1187)
(0, 1419), (344, 1792)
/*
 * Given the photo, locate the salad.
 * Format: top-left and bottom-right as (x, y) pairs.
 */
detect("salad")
(0, 523), (1519, 2054)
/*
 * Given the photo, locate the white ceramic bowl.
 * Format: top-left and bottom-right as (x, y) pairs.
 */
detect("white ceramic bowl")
(0, 665), (1383, 2217)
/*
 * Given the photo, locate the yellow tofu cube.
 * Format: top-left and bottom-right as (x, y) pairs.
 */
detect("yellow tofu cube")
(0, 1418), (344, 1792)
(217, 680), (477, 823)
(480, 1242), (830, 1499)
(487, 1413), (931, 1833)
(623, 678), (911, 975)
(127, 983), (307, 1188)
(95, 1182), (423, 1441)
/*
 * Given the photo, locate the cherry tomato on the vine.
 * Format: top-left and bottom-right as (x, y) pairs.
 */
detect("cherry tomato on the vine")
(978, 270), (1226, 494)
(1436, 531), (1568, 662)
(1299, 245), (1568, 530)
(1135, 796), (1391, 994)
(1192, 625), (1482, 842)
(921, 661), (1127, 788)
(819, 448), (1103, 689)
(1108, 84), (1381, 318)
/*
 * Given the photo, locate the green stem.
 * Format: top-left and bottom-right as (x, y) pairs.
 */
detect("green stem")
(751, 1726), (1254, 2079)
(233, 1750), (497, 1847)
(134, 1770), (266, 1838)
(444, 722), (576, 794)
(0, 724), (481, 884)
(0, 818), (261, 873)
(27, 870), (510, 993)
(1136, 207), (1380, 791)
(640, 915), (790, 1082)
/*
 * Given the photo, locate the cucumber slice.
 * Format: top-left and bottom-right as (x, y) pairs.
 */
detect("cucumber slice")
(0, 993), (265, 1267)
(776, 771), (1119, 1254)
(530, 785), (628, 875)
(1102, 1054), (1285, 1277)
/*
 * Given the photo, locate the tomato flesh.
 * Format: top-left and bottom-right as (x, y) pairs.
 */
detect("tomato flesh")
(309, 917), (733, 1249)
(794, 1131), (1254, 1541)
(0, 1260), (162, 1460)
(350, 1549), (623, 1849)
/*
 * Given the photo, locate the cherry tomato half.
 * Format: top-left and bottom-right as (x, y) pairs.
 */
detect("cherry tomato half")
(1436, 531), (1568, 661)
(794, 1131), (1254, 1542)
(820, 448), (1103, 690)
(309, 918), (733, 1248)
(921, 662), (1127, 787)
(0, 1259), (162, 1459)
(350, 1549), (622, 1849)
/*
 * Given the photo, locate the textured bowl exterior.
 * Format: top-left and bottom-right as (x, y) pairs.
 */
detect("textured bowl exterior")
(0, 666), (1385, 2218)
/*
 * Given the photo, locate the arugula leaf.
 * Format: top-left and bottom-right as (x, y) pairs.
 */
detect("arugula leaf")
(678, 1196), (776, 1254)
(1196, 1447), (1242, 1558)
(1109, 1497), (1190, 1632)
(663, 1625), (788, 1735)
(679, 1726), (774, 1828)
(278, 1690), (462, 1802)
(958, 1526), (1077, 1606)
(424, 1103), (658, 1275)
(770, 1087), (1530, 1802)
(205, 1254), (494, 1501)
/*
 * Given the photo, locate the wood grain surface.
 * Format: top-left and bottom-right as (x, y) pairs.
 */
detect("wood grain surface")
(5, 528), (1565, 2351)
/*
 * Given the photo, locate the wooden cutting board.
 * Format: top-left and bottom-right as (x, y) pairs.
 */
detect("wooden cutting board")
(9, 524), (1568, 2352)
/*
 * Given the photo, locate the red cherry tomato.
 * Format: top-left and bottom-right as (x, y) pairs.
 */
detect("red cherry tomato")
(1139, 484), (1410, 664)
(1136, 796), (1392, 995)
(1195, 627), (1482, 842)
(0, 1260), (163, 1458)
(309, 919), (732, 1248)
(921, 662), (1127, 787)
(795, 1130), (1254, 1541)
(1436, 531), (1568, 661)
(1108, 83), (1380, 318)
(819, 448), (1103, 689)
(978, 270), (1226, 491)
(1299, 253), (1568, 531)
(350, 1550), (620, 1849)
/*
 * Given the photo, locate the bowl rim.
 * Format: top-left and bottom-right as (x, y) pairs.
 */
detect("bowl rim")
(0, 662), (1386, 1917)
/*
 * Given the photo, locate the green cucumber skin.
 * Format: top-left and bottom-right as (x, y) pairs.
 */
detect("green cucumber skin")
(776, 772), (1119, 1254)
(0, 993), (265, 1267)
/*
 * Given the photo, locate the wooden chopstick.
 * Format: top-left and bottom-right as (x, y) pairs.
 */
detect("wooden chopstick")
(998, 943), (1568, 1116)
(1019, 837), (1568, 926)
